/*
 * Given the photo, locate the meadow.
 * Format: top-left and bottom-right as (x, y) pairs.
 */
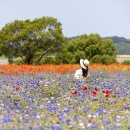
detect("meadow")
(0, 64), (130, 130)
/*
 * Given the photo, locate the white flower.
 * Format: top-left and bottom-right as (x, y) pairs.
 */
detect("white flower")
(87, 123), (92, 127)
(79, 123), (85, 128)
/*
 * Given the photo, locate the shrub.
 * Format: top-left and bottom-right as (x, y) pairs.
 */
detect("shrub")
(122, 60), (130, 64)
(14, 59), (23, 65)
(100, 55), (116, 64)
(39, 56), (60, 64)
(91, 55), (101, 63)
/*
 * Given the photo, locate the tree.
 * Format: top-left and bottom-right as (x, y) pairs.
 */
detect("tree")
(0, 17), (65, 64)
(0, 20), (25, 64)
(58, 34), (116, 64)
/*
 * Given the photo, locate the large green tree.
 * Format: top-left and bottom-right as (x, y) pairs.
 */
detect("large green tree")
(57, 34), (116, 64)
(0, 17), (65, 64)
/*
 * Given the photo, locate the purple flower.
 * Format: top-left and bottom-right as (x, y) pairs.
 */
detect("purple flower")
(58, 115), (64, 122)
(64, 107), (71, 113)
(3, 115), (13, 122)
(96, 108), (103, 115)
(47, 105), (57, 113)
(84, 108), (90, 113)
(128, 126), (130, 130)
(51, 125), (62, 130)
(73, 116), (79, 121)
(124, 105), (130, 110)
(91, 123), (98, 128)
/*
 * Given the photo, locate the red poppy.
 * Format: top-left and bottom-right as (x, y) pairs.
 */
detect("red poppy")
(109, 90), (113, 95)
(102, 90), (105, 93)
(16, 86), (20, 91)
(82, 86), (88, 91)
(94, 87), (98, 91)
(105, 94), (109, 98)
(92, 91), (97, 96)
(105, 90), (109, 95)
(70, 91), (77, 95)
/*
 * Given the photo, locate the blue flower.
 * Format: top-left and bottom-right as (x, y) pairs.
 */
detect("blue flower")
(73, 116), (79, 121)
(124, 105), (130, 110)
(15, 104), (21, 110)
(3, 115), (13, 122)
(64, 107), (71, 113)
(51, 125), (62, 130)
(47, 105), (57, 112)
(66, 119), (71, 124)
(58, 115), (64, 122)
(91, 123), (98, 128)
(96, 108), (103, 115)
(24, 117), (31, 122)
(128, 126), (130, 130)
(84, 108), (90, 113)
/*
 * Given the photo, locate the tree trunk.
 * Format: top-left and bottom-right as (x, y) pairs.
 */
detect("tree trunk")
(25, 56), (32, 64)
(36, 50), (48, 64)
(8, 57), (14, 64)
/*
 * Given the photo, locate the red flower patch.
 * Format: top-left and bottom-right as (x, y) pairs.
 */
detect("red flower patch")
(70, 91), (77, 95)
(16, 86), (20, 91)
(102, 90), (105, 93)
(92, 91), (97, 96)
(82, 86), (88, 92)
(109, 90), (113, 95)
(105, 90), (109, 95)
(105, 94), (109, 98)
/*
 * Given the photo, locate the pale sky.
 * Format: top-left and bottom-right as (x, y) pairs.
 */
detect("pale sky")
(0, 0), (130, 38)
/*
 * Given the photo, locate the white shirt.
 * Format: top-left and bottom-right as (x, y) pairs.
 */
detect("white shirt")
(74, 69), (89, 80)
(74, 69), (84, 79)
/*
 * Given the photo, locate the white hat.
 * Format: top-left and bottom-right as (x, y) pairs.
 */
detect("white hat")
(80, 59), (89, 69)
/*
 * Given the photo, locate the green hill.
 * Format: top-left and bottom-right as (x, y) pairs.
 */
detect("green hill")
(103, 36), (130, 54)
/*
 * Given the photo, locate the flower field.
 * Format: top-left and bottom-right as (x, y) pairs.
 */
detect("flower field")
(0, 64), (130, 130)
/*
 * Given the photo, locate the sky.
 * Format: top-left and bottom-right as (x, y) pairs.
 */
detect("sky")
(0, 0), (130, 38)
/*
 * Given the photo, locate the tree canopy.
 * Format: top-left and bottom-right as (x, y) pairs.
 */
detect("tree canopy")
(0, 17), (65, 64)
(57, 34), (116, 64)
(0, 17), (116, 64)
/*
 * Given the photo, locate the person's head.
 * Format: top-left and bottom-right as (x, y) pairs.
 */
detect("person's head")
(80, 59), (89, 69)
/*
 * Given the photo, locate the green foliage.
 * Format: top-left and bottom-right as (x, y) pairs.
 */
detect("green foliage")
(38, 56), (60, 64)
(58, 34), (116, 64)
(100, 55), (116, 64)
(122, 60), (130, 64)
(69, 36), (130, 55)
(40, 85), (61, 98)
(0, 51), (2, 56)
(14, 59), (24, 65)
(90, 55), (101, 63)
(0, 17), (65, 64)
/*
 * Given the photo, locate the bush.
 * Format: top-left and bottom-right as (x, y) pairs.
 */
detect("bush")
(13, 59), (23, 65)
(39, 56), (60, 64)
(100, 55), (116, 64)
(122, 60), (130, 64)
(91, 55), (101, 63)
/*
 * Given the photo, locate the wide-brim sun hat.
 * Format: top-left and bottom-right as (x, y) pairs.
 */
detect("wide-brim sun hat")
(80, 59), (89, 69)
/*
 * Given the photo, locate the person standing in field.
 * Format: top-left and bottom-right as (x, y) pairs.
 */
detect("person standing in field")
(74, 59), (89, 80)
